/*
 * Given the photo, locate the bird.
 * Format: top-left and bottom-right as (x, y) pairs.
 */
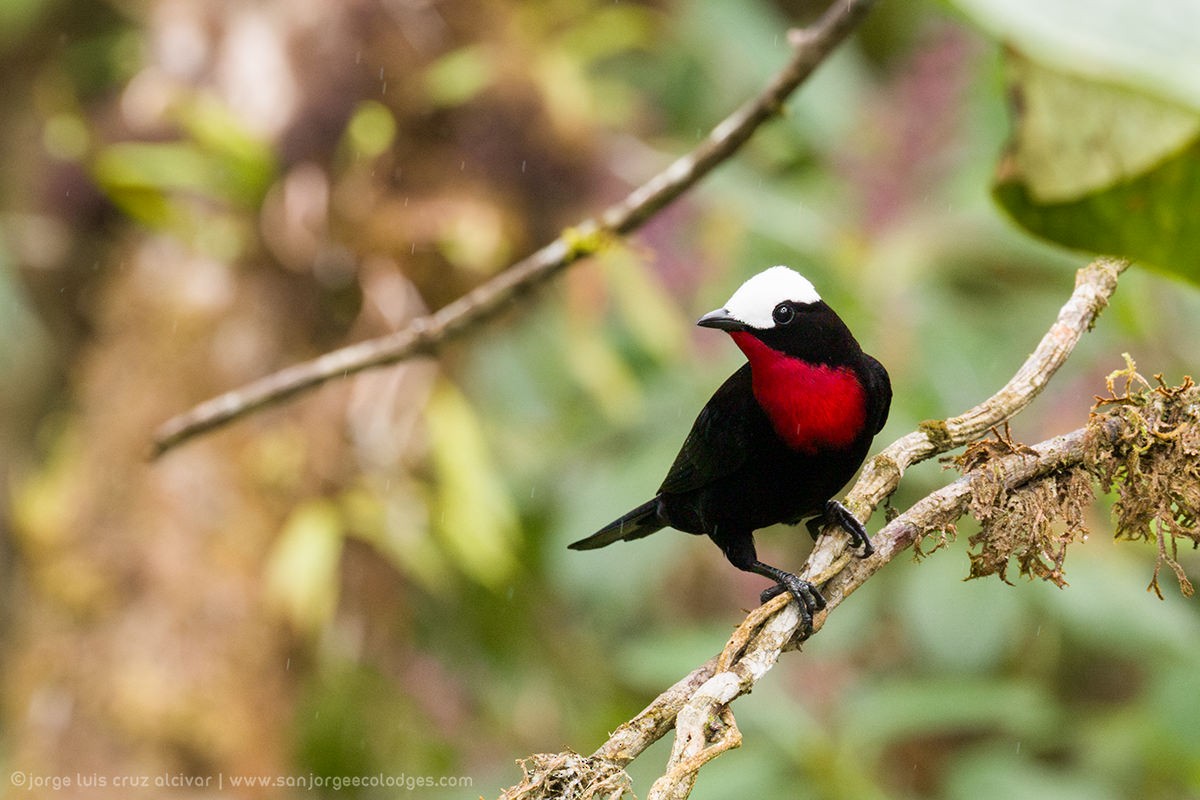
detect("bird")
(569, 265), (891, 633)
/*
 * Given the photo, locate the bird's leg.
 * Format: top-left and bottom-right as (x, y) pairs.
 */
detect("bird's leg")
(715, 533), (826, 636)
(806, 499), (874, 558)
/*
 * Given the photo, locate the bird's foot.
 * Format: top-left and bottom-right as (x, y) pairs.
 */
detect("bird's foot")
(806, 499), (874, 558)
(760, 572), (827, 636)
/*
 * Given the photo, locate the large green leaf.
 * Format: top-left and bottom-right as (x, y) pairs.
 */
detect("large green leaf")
(998, 56), (1200, 204)
(992, 57), (1200, 280)
(949, 0), (1200, 282)
(950, 0), (1200, 110)
(994, 136), (1200, 279)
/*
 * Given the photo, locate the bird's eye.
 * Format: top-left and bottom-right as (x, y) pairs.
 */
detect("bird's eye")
(772, 302), (795, 326)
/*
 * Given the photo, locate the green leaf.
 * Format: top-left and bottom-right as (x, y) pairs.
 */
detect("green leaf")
(340, 481), (454, 595)
(999, 55), (1200, 204)
(555, 4), (660, 66)
(949, 0), (1200, 110)
(93, 142), (222, 206)
(992, 55), (1200, 280)
(994, 134), (1200, 280)
(562, 312), (643, 424)
(950, 1), (1200, 281)
(175, 94), (277, 203)
(0, 0), (50, 48)
(600, 249), (688, 364)
(91, 93), (275, 233)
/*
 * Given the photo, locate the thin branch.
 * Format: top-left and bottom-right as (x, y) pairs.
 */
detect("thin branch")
(150, 0), (879, 459)
(586, 257), (1130, 776)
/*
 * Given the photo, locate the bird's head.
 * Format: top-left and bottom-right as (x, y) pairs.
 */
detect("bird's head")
(697, 266), (859, 366)
(697, 265), (820, 332)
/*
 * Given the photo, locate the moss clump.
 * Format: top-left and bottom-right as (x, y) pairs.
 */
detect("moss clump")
(1086, 357), (1200, 597)
(500, 751), (633, 800)
(954, 355), (1199, 597)
(960, 425), (1093, 587)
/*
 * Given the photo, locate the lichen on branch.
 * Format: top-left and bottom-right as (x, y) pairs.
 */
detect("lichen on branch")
(500, 752), (632, 800)
(964, 453), (1094, 588)
(952, 356), (1200, 598)
(1089, 359), (1200, 597)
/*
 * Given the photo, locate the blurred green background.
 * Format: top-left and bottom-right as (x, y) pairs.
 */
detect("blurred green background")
(2, 0), (1199, 798)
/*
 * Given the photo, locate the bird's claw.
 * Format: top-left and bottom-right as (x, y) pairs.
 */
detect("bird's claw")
(760, 573), (827, 636)
(807, 499), (874, 558)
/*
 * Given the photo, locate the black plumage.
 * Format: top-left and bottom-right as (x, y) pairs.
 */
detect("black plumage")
(569, 267), (891, 633)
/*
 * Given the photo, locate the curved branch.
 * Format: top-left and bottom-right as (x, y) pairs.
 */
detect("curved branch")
(150, 0), (879, 458)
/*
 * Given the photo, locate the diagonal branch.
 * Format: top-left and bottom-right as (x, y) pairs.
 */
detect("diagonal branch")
(150, 0), (880, 458)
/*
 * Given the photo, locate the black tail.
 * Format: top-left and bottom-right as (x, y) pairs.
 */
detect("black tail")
(568, 498), (665, 550)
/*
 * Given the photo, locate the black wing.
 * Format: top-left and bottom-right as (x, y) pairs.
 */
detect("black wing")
(860, 353), (892, 435)
(658, 365), (761, 496)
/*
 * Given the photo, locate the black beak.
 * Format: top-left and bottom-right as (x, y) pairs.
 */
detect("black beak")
(696, 308), (747, 332)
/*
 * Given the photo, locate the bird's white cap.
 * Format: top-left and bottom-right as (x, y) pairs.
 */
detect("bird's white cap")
(720, 266), (821, 329)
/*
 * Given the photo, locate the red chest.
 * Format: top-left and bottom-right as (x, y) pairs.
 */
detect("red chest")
(730, 331), (867, 454)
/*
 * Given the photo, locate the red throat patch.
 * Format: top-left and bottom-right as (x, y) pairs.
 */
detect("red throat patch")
(729, 331), (867, 454)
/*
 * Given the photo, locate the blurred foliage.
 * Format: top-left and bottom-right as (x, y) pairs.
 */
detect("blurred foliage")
(2, 0), (1200, 799)
(92, 95), (278, 248)
(265, 498), (346, 636)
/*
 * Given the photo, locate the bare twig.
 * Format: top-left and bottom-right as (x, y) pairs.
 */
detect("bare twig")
(150, 0), (880, 458)
(505, 257), (1132, 800)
